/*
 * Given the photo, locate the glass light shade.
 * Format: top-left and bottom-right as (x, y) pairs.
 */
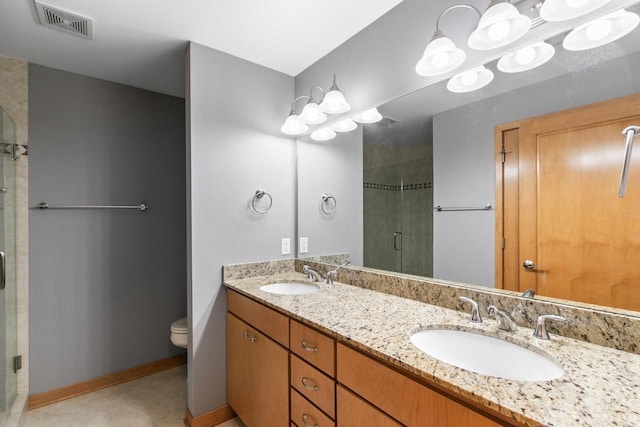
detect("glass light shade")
(563, 9), (640, 51)
(416, 32), (466, 76)
(497, 41), (556, 73)
(468, 2), (532, 50)
(352, 108), (383, 124)
(299, 101), (327, 125)
(331, 118), (358, 133)
(280, 113), (308, 135)
(319, 89), (351, 114)
(310, 127), (337, 141)
(540, 0), (610, 22)
(447, 66), (494, 93)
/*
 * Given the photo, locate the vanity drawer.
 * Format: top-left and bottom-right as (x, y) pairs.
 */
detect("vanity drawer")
(290, 320), (335, 376)
(291, 354), (335, 418)
(337, 343), (507, 427)
(291, 389), (335, 427)
(337, 385), (401, 427)
(227, 289), (289, 347)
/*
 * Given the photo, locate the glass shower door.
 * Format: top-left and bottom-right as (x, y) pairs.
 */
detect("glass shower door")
(0, 107), (18, 424)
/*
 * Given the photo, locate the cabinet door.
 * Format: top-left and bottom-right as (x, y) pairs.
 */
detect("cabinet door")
(337, 386), (401, 427)
(227, 312), (289, 427)
(227, 313), (254, 425)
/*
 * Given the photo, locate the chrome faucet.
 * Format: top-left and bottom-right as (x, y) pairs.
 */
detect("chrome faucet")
(521, 288), (536, 298)
(302, 265), (324, 282)
(459, 297), (482, 323)
(325, 269), (337, 284)
(533, 314), (565, 340)
(487, 305), (518, 332)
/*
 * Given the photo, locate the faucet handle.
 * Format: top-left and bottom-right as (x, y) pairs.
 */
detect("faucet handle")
(533, 314), (565, 340)
(326, 269), (337, 284)
(459, 297), (482, 323)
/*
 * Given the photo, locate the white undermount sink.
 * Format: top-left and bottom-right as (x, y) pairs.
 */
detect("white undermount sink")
(410, 329), (565, 381)
(259, 282), (320, 295)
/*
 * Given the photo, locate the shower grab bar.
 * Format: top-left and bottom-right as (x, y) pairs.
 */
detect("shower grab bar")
(35, 202), (148, 211)
(434, 204), (492, 212)
(618, 126), (640, 198)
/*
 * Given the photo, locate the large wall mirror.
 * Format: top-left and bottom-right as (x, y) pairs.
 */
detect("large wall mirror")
(297, 1), (640, 315)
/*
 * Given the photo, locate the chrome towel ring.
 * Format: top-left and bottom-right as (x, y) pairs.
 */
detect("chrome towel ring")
(252, 189), (273, 214)
(321, 193), (337, 215)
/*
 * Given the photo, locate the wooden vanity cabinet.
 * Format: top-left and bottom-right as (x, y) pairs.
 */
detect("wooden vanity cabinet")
(227, 291), (289, 426)
(336, 343), (511, 427)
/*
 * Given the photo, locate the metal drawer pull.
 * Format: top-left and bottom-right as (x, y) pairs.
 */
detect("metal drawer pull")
(302, 413), (319, 427)
(249, 336), (257, 343)
(301, 377), (319, 391)
(242, 331), (250, 339)
(301, 340), (318, 352)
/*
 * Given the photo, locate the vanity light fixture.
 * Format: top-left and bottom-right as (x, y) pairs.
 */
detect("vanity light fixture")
(299, 86), (327, 125)
(540, 0), (611, 22)
(310, 127), (337, 141)
(331, 118), (358, 132)
(563, 9), (640, 50)
(352, 107), (383, 124)
(447, 65), (494, 93)
(415, 5), (480, 76)
(497, 41), (556, 73)
(319, 75), (351, 114)
(468, 0), (532, 50)
(280, 95), (310, 136)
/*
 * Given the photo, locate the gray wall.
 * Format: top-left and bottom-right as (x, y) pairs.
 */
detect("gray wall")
(186, 42), (295, 416)
(433, 50), (640, 287)
(28, 64), (186, 394)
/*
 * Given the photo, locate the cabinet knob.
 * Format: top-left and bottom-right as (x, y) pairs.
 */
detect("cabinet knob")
(301, 377), (319, 392)
(301, 340), (319, 352)
(249, 336), (257, 343)
(242, 331), (250, 339)
(302, 413), (319, 427)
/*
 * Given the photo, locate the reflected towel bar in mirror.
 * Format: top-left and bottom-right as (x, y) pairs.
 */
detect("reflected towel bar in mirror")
(434, 204), (492, 212)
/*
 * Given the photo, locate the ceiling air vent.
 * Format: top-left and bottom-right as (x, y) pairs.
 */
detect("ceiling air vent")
(34, 1), (93, 39)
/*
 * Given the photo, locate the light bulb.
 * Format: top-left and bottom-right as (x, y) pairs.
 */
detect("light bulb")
(431, 51), (450, 69)
(331, 118), (357, 133)
(461, 70), (478, 86)
(586, 18), (613, 41)
(488, 20), (511, 42)
(515, 46), (536, 65)
(310, 127), (336, 141)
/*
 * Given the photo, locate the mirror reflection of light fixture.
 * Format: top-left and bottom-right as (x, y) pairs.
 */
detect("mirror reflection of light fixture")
(310, 127), (337, 141)
(497, 41), (556, 73)
(331, 118), (358, 132)
(415, 5), (480, 77)
(563, 9), (640, 51)
(352, 108), (383, 124)
(468, 0), (532, 50)
(540, 0), (611, 22)
(280, 95), (310, 135)
(447, 65), (494, 93)
(299, 86), (327, 125)
(319, 75), (351, 114)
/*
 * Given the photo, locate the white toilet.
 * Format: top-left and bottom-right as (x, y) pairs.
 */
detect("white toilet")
(170, 317), (188, 349)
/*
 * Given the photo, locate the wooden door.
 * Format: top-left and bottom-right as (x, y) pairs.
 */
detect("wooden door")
(497, 93), (640, 311)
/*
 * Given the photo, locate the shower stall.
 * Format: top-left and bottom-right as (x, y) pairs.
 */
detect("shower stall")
(363, 122), (434, 277)
(0, 107), (19, 426)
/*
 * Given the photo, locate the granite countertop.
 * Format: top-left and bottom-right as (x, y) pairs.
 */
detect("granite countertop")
(224, 272), (640, 427)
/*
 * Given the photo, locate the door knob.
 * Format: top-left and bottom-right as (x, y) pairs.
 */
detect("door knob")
(523, 260), (535, 270)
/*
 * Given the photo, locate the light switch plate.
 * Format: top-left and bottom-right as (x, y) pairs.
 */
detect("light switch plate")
(281, 238), (291, 255)
(299, 237), (309, 254)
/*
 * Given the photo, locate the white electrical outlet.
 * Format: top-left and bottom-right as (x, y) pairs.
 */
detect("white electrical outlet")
(281, 238), (291, 255)
(299, 237), (309, 254)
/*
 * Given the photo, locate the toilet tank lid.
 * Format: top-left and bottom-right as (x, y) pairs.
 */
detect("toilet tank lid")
(171, 317), (188, 333)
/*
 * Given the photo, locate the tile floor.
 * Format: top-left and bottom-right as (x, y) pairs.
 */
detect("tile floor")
(24, 365), (245, 427)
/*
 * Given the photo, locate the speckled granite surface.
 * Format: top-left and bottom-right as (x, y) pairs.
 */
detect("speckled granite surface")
(294, 260), (640, 355)
(224, 270), (640, 427)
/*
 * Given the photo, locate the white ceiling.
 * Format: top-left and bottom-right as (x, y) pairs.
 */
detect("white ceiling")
(0, 0), (404, 98)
